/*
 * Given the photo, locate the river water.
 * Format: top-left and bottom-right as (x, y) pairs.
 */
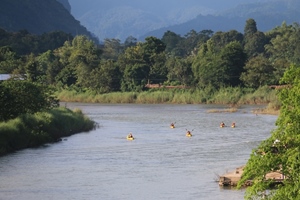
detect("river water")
(0, 103), (278, 200)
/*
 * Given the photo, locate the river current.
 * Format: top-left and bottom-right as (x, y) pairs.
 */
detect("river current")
(0, 103), (277, 200)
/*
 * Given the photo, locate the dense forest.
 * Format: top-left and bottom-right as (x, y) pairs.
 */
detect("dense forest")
(1, 16), (300, 198)
(1, 19), (299, 94)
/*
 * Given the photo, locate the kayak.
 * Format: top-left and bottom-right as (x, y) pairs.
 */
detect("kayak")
(220, 125), (225, 128)
(231, 125), (235, 128)
(126, 136), (134, 140)
(186, 133), (192, 137)
(170, 125), (175, 129)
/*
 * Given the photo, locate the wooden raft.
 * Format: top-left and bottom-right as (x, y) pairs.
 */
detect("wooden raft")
(218, 166), (284, 187)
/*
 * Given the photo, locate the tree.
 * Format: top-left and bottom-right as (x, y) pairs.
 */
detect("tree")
(142, 36), (167, 84)
(161, 30), (183, 55)
(54, 35), (102, 89)
(118, 45), (149, 92)
(25, 54), (40, 82)
(102, 38), (122, 60)
(208, 30), (243, 53)
(176, 29), (213, 57)
(265, 22), (300, 65)
(244, 18), (257, 38)
(90, 60), (121, 93)
(37, 50), (63, 85)
(192, 45), (223, 88)
(238, 64), (300, 199)
(121, 63), (149, 92)
(0, 46), (21, 73)
(243, 18), (268, 58)
(165, 56), (193, 86)
(0, 80), (58, 121)
(124, 36), (137, 49)
(244, 31), (267, 58)
(240, 55), (275, 88)
(219, 41), (247, 86)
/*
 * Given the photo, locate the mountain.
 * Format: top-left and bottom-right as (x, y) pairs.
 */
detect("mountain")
(57, 0), (71, 12)
(68, 0), (264, 41)
(0, 0), (97, 42)
(68, 0), (300, 42)
(141, 0), (300, 40)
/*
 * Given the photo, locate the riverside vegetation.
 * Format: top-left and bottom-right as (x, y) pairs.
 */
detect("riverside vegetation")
(56, 85), (280, 115)
(0, 107), (95, 156)
(0, 80), (95, 156)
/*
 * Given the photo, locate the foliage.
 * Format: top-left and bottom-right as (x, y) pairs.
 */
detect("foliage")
(0, 28), (73, 55)
(165, 56), (193, 86)
(0, 80), (58, 121)
(0, 46), (22, 73)
(219, 41), (247, 86)
(238, 64), (300, 199)
(118, 44), (148, 92)
(240, 55), (275, 88)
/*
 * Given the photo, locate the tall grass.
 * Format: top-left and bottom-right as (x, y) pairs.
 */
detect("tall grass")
(210, 87), (244, 105)
(0, 107), (95, 156)
(55, 86), (278, 105)
(238, 86), (277, 104)
(136, 91), (174, 103)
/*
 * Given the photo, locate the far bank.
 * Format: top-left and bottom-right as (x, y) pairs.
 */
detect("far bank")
(56, 86), (280, 114)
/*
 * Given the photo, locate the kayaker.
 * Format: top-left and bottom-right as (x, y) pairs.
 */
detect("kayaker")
(231, 122), (235, 127)
(128, 133), (133, 138)
(220, 122), (225, 127)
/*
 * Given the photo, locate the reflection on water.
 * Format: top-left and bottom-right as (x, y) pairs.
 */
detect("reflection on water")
(0, 104), (277, 200)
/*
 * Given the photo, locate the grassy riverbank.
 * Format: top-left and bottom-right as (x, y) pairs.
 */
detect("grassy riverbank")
(0, 107), (95, 156)
(56, 86), (280, 108)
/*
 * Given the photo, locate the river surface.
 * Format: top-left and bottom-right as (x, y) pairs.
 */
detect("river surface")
(0, 103), (278, 200)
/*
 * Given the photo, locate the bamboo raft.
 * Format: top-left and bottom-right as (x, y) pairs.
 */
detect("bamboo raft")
(218, 166), (284, 187)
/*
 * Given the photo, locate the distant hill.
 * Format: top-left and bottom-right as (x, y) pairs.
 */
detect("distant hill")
(0, 0), (97, 42)
(68, 0), (299, 42)
(141, 0), (300, 39)
(68, 0), (266, 41)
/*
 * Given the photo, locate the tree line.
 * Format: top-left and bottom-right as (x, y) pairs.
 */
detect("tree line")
(1, 19), (300, 94)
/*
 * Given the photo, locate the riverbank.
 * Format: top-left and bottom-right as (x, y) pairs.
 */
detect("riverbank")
(0, 107), (96, 156)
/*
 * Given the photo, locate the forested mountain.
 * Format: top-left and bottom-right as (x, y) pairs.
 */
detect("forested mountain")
(0, 0), (97, 42)
(142, 0), (300, 39)
(68, 0), (299, 42)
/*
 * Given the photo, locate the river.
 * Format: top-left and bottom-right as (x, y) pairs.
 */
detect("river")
(0, 103), (278, 200)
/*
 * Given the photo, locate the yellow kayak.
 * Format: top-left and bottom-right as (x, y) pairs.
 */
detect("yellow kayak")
(186, 133), (192, 137)
(170, 125), (175, 129)
(126, 136), (134, 140)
